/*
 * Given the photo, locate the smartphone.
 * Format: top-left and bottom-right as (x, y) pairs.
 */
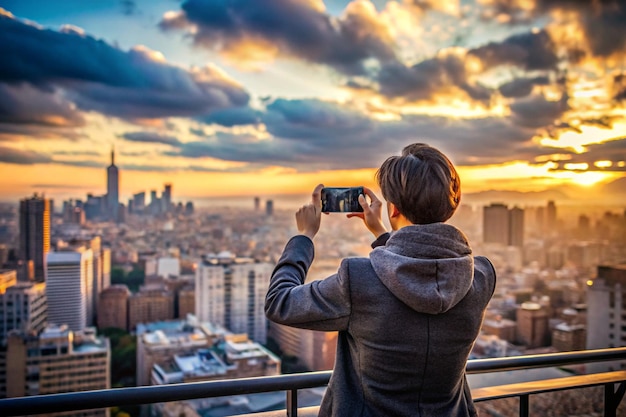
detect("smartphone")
(321, 187), (364, 213)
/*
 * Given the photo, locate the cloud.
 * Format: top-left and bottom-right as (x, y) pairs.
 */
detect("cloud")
(375, 50), (491, 103)
(159, 0), (397, 75)
(168, 97), (554, 170)
(479, 0), (626, 60)
(121, 131), (181, 146)
(198, 106), (261, 127)
(509, 92), (569, 128)
(0, 146), (53, 164)
(0, 11), (250, 121)
(468, 29), (559, 71)
(498, 76), (550, 98)
(548, 137), (626, 172)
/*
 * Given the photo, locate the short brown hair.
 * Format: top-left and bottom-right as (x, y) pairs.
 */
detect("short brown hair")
(375, 143), (461, 224)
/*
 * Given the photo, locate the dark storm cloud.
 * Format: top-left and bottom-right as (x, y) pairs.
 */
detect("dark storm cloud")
(509, 93), (569, 128)
(0, 11), (249, 121)
(548, 137), (626, 172)
(376, 56), (491, 103)
(468, 30), (558, 71)
(498, 76), (550, 98)
(0, 82), (85, 140)
(480, 0), (626, 59)
(0, 146), (53, 164)
(121, 131), (182, 146)
(159, 0), (397, 75)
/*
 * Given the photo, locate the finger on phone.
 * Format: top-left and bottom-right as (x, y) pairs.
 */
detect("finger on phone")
(312, 183), (324, 207)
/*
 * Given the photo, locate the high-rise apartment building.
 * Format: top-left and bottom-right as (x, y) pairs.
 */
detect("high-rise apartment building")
(0, 280), (47, 343)
(483, 203), (524, 247)
(3, 325), (110, 416)
(98, 284), (130, 331)
(19, 194), (51, 282)
(107, 147), (119, 221)
(45, 249), (93, 332)
(128, 285), (174, 330)
(196, 255), (272, 344)
(587, 264), (626, 350)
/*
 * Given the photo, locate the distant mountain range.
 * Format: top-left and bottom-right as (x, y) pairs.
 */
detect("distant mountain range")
(462, 177), (626, 207)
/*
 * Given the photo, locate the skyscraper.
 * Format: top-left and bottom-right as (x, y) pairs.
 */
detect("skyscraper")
(19, 194), (51, 282)
(483, 203), (509, 246)
(483, 203), (525, 247)
(196, 255), (272, 343)
(163, 183), (172, 213)
(107, 147), (119, 221)
(45, 249), (93, 332)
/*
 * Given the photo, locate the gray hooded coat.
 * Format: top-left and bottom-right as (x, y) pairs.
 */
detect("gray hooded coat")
(265, 223), (496, 417)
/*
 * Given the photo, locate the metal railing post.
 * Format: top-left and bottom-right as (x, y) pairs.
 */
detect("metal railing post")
(519, 394), (529, 417)
(287, 389), (298, 417)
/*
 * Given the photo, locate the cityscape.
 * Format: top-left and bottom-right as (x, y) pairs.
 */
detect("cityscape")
(0, 143), (625, 416)
(2, 0), (626, 416)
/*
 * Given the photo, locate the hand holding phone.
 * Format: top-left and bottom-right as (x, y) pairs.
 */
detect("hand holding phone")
(321, 187), (364, 213)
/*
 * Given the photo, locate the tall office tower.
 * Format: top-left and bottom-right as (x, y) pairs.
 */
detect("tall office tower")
(254, 196), (260, 211)
(516, 302), (549, 348)
(0, 280), (46, 343)
(163, 183), (172, 212)
(196, 256), (272, 344)
(19, 194), (51, 282)
(483, 203), (509, 245)
(133, 191), (146, 213)
(587, 264), (626, 350)
(546, 200), (556, 224)
(45, 249), (93, 332)
(128, 285), (174, 330)
(509, 206), (525, 247)
(68, 236), (104, 326)
(106, 147), (119, 221)
(265, 199), (274, 216)
(98, 285), (130, 331)
(4, 325), (110, 414)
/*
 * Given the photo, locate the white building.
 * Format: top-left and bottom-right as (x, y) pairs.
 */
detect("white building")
(45, 249), (93, 332)
(586, 264), (626, 372)
(196, 253), (272, 344)
(0, 282), (47, 343)
(157, 257), (180, 279)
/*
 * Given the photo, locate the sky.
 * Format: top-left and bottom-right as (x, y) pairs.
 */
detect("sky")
(0, 0), (625, 205)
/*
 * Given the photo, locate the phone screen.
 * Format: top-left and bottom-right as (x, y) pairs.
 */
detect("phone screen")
(321, 187), (364, 212)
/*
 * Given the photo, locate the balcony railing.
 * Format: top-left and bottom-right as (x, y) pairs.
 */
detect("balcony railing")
(2, 347), (626, 417)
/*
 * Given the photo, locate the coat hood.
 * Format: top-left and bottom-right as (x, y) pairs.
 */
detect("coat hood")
(369, 223), (474, 315)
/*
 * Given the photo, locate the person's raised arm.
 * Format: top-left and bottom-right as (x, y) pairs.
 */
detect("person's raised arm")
(347, 186), (387, 239)
(296, 183), (324, 241)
